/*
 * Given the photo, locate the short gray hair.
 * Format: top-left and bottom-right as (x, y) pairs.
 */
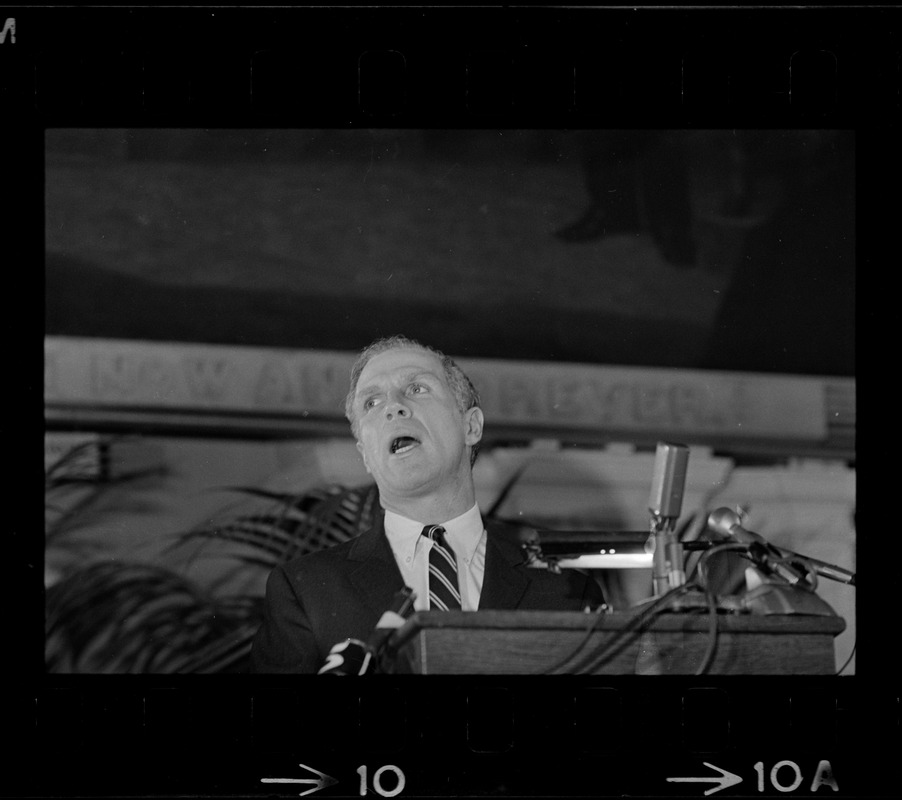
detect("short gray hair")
(344, 335), (481, 464)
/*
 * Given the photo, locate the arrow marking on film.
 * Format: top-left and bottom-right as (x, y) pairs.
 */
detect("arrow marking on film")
(261, 763), (339, 797)
(666, 762), (743, 796)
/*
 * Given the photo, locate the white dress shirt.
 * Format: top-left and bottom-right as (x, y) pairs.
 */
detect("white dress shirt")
(383, 504), (487, 611)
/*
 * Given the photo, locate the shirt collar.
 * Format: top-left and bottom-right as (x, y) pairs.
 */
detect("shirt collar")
(383, 503), (485, 561)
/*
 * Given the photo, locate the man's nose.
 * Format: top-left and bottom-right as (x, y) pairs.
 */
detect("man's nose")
(385, 398), (411, 420)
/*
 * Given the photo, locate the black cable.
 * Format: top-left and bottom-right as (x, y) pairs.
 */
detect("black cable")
(564, 583), (695, 675)
(693, 584), (721, 676)
(574, 542), (744, 677)
(696, 541), (749, 584)
(691, 542), (749, 675)
(536, 603), (610, 675)
(573, 543), (744, 675)
(835, 640), (857, 676)
(540, 542), (753, 675)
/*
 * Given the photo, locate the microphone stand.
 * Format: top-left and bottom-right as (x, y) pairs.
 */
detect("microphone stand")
(648, 442), (690, 597)
(650, 513), (685, 596)
(704, 507), (853, 617)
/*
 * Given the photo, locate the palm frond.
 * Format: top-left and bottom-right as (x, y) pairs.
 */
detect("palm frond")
(45, 561), (253, 674)
(45, 438), (104, 484)
(163, 613), (261, 674)
(45, 481), (383, 673)
(171, 482), (380, 566)
(175, 519), (309, 562)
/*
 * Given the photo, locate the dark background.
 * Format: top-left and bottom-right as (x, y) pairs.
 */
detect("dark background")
(45, 127), (854, 377)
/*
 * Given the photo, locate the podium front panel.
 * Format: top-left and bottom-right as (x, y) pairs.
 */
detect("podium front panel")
(391, 610), (845, 675)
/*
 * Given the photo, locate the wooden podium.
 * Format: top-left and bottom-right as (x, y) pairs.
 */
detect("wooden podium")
(389, 610), (845, 675)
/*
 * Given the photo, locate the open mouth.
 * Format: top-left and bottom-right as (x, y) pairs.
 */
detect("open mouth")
(390, 436), (420, 455)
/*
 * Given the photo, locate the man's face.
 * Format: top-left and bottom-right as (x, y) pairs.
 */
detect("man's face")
(352, 347), (483, 504)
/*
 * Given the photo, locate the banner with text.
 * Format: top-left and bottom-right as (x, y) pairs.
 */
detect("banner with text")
(45, 337), (833, 441)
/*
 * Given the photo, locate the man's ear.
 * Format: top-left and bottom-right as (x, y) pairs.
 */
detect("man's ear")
(464, 407), (484, 446)
(356, 440), (372, 474)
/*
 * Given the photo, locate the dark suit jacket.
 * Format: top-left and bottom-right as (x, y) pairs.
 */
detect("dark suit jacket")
(251, 513), (604, 673)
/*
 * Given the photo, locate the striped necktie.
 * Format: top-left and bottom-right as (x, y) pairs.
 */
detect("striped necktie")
(422, 525), (462, 611)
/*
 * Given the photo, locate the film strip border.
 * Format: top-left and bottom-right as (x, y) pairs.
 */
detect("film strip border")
(8, 682), (900, 797)
(1, 7), (900, 125)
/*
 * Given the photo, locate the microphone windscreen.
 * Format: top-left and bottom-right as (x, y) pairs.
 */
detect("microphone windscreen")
(317, 639), (373, 675)
(648, 442), (689, 518)
(706, 507), (741, 538)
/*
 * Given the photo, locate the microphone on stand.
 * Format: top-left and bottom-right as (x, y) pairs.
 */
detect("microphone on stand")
(317, 587), (417, 675)
(706, 507), (856, 587)
(317, 638), (374, 676)
(648, 442), (690, 595)
(367, 586), (417, 670)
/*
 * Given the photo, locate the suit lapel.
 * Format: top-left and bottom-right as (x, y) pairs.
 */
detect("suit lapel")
(478, 523), (531, 610)
(346, 512), (407, 614)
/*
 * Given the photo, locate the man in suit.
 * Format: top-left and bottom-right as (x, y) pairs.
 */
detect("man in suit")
(251, 335), (603, 673)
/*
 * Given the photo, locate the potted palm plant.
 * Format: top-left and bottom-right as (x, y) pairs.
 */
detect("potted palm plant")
(45, 434), (382, 673)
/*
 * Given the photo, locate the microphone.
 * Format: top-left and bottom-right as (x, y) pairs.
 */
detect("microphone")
(707, 507), (856, 587)
(707, 507), (784, 553)
(317, 586), (417, 675)
(317, 638), (373, 675)
(648, 442), (690, 594)
(367, 586), (417, 667)
(649, 441), (689, 521)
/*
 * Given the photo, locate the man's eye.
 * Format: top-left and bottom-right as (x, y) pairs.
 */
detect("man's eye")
(408, 383), (427, 395)
(363, 397), (378, 410)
